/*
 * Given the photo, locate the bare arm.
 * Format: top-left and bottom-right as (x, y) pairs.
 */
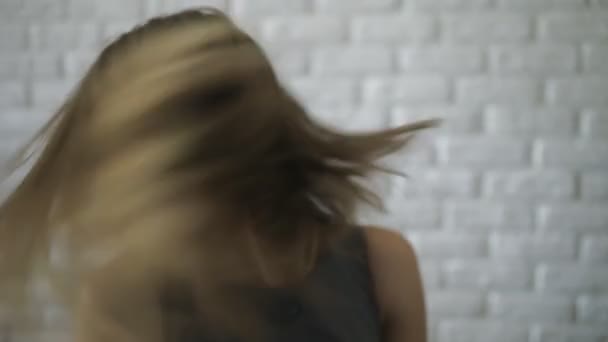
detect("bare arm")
(364, 227), (427, 342)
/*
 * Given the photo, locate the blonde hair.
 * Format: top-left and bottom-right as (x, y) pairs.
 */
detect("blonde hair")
(0, 8), (436, 342)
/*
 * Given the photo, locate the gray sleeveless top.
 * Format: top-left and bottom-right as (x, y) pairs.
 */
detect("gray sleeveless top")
(162, 230), (382, 342)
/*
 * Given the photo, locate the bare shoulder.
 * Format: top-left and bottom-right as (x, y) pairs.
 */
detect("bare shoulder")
(363, 226), (415, 255)
(361, 226), (427, 342)
(363, 226), (419, 274)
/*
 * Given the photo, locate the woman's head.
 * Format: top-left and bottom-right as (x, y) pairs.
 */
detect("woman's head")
(0, 7), (436, 339)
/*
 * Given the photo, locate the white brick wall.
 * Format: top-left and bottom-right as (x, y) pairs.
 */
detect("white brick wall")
(0, 1), (607, 342)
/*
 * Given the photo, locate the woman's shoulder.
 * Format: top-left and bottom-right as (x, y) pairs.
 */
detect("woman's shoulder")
(360, 226), (426, 341)
(361, 226), (417, 264)
(360, 226), (420, 292)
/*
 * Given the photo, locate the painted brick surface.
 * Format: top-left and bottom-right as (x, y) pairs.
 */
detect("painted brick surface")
(0, 0), (607, 341)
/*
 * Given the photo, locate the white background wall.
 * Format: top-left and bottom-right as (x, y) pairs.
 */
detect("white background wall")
(0, 0), (607, 341)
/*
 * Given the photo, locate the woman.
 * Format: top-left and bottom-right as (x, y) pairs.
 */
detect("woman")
(0, 8), (432, 342)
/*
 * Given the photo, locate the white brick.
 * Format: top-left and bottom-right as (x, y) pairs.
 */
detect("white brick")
(32, 80), (76, 109)
(261, 16), (346, 44)
(311, 46), (392, 75)
(0, 54), (28, 79)
(232, 17), (261, 39)
(540, 13), (608, 42)
(287, 78), (357, 107)
(382, 199), (442, 229)
(438, 137), (530, 167)
(67, 0), (144, 19)
(392, 106), (482, 133)
(583, 45), (608, 73)
(442, 14), (532, 43)
(0, 0), (24, 20)
(0, 81), (27, 107)
(352, 15), (437, 43)
(456, 77), (540, 105)
(446, 201), (534, 231)
(233, 0), (309, 15)
(0, 108), (53, 138)
(590, 0), (608, 7)
(483, 170), (575, 199)
(439, 320), (529, 342)
(153, 0), (228, 14)
(488, 293), (573, 322)
(0, 54), (63, 79)
(381, 137), (436, 168)
(0, 143), (22, 166)
(0, 25), (28, 51)
(445, 260), (532, 290)
(3, 0), (608, 338)
(581, 172), (608, 200)
(428, 320), (439, 342)
(400, 168), (477, 198)
(357, 175), (397, 206)
(577, 295), (608, 323)
(539, 204), (608, 232)
(533, 324), (608, 342)
(363, 77), (450, 104)
(261, 43), (309, 76)
(398, 46), (483, 74)
(18, 0), (65, 20)
(489, 232), (577, 260)
(0, 0), (21, 7)
(484, 106), (577, 137)
(489, 45), (577, 74)
(29, 23), (100, 51)
(497, 0), (586, 9)
(581, 109), (608, 139)
(580, 235), (608, 263)
(368, 173), (405, 203)
(538, 140), (608, 169)
(536, 264), (608, 292)
(315, 0), (398, 13)
(420, 261), (442, 289)
(411, 0), (493, 10)
(309, 105), (391, 132)
(409, 232), (486, 259)
(427, 292), (484, 317)
(64, 51), (98, 78)
(101, 21), (139, 43)
(31, 54), (64, 79)
(547, 77), (608, 106)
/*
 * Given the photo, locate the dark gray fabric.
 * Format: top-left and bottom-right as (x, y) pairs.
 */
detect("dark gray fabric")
(162, 230), (382, 342)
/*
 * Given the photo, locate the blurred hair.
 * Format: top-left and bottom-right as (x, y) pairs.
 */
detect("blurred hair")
(0, 8), (436, 342)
